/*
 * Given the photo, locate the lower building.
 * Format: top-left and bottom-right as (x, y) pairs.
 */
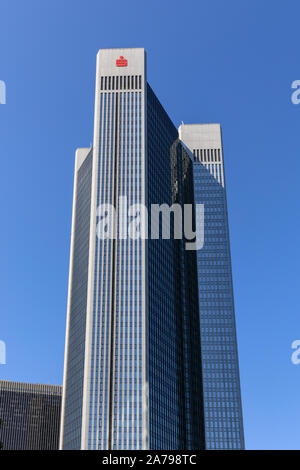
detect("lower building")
(0, 380), (61, 450)
(60, 47), (244, 450)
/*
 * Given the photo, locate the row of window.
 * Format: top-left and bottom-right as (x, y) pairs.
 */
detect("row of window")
(193, 148), (221, 162)
(100, 75), (142, 91)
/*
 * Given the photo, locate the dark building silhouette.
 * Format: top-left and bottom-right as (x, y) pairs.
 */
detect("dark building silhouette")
(0, 380), (61, 450)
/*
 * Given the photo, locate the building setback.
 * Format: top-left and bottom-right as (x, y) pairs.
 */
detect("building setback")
(60, 48), (244, 450)
(0, 380), (61, 450)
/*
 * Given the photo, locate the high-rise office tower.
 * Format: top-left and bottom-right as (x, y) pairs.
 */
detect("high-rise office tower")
(0, 381), (61, 450)
(179, 124), (244, 449)
(60, 48), (244, 450)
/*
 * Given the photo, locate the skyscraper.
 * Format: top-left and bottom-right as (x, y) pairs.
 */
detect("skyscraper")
(60, 48), (244, 450)
(0, 381), (61, 450)
(179, 124), (245, 449)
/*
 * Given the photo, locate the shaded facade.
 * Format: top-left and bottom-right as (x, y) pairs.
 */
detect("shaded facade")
(0, 380), (61, 450)
(170, 139), (206, 449)
(61, 148), (93, 449)
(147, 95), (205, 450)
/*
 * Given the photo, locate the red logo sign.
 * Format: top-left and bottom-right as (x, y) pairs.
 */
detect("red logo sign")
(116, 56), (128, 67)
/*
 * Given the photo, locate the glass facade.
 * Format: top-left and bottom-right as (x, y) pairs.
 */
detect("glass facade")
(170, 139), (206, 449)
(147, 85), (181, 449)
(193, 160), (244, 449)
(178, 123), (244, 450)
(147, 89), (205, 449)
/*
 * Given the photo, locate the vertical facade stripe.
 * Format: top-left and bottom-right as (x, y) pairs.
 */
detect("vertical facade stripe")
(85, 69), (145, 449)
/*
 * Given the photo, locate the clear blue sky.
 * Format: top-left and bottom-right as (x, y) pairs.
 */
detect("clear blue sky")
(0, 0), (299, 450)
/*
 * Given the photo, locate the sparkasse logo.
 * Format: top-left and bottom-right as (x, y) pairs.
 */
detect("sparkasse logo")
(116, 56), (128, 67)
